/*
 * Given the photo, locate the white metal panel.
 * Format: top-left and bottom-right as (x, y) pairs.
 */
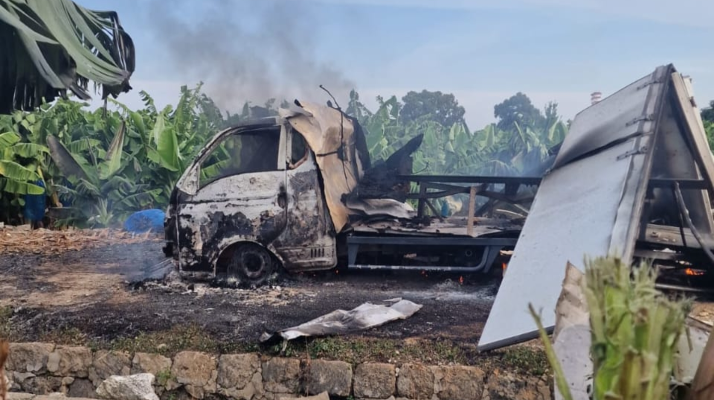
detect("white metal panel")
(478, 65), (671, 351)
(478, 142), (635, 349)
(552, 71), (656, 169)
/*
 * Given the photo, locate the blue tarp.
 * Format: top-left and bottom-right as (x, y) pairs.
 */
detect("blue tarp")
(123, 209), (165, 233)
(23, 180), (46, 222)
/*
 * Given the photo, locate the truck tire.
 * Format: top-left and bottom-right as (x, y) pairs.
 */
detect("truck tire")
(227, 243), (275, 287)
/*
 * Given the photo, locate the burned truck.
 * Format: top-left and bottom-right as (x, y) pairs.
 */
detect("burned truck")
(163, 100), (537, 285)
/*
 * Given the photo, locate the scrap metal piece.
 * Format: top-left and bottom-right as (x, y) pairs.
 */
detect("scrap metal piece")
(552, 262), (592, 400)
(480, 64), (714, 353)
(259, 299), (422, 342)
(287, 101), (414, 233)
(689, 322), (714, 400)
(478, 65), (673, 351)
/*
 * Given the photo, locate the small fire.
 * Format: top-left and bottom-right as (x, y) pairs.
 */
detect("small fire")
(459, 276), (464, 285)
(685, 268), (705, 276)
(502, 262), (508, 271)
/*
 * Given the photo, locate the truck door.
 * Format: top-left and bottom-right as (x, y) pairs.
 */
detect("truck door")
(173, 124), (288, 274)
(271, 129), (337, 271)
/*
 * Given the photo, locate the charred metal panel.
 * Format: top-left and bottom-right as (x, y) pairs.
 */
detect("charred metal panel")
(287, 103), (362, 232)
(176, 170), (287, 273)
(649, 99), (714, 236)
(273, 150), (337, 271)
(478, 65), (673, 351)
(286, 101), (415, 233)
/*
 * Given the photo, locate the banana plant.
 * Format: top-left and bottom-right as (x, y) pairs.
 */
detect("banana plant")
(530, 256), (691, 400)
(0, 0), (134, 114)
(0, 131), (47, 195)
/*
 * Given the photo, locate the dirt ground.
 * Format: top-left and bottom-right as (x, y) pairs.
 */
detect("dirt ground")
(0, 232), (502, 351)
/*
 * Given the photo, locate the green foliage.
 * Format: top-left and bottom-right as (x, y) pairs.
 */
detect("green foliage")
(531, 256), (692, 400)
(703, 111), (714, 153)
(0, 83), (235, 227)
(0, 0), (134, 113)
(355, 91), (566, 178)
(1, 85), (568, 226)
(701, 100), (714, 124)
(494, 92), (547, 132)
(400, 90), (466, 128)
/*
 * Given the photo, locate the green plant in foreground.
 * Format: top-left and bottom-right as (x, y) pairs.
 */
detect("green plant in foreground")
(531, 256), (692, 400)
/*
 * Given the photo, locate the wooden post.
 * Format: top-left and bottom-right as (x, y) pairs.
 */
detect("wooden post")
(467, 186), (477, 236)
(417, 184), (427, 217)
(689, 324), (714, 400)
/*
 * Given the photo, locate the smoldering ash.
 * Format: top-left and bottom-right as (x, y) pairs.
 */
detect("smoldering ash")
(147, 0), (354, 111)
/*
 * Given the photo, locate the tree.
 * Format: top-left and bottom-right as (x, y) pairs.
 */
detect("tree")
(701, 100), (714, 124)
(400, 90), (466, 128)
(494, 92), (545, 132)
(700, 101), (714, 151)
(0, 0), (135, 114)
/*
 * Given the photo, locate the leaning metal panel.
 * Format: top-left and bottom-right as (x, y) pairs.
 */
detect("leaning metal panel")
(478, 65), (672, 351)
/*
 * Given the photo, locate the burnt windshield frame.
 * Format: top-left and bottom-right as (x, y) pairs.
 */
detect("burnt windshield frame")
(197, 126), (282, 189)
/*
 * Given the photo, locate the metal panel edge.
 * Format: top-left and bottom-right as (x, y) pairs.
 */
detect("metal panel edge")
(609, 65), (673, 262)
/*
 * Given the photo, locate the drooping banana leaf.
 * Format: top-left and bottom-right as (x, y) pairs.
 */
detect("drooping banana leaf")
(99, 120), (125, 179)
(46, 134), (89, 181)
(0, 0), (134, 113)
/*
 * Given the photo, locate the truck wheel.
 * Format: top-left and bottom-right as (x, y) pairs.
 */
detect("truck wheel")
(227, 244), (275, 286)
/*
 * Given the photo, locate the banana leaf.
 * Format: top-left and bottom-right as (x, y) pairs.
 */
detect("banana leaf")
(0, 0), (134, 113)
(0, 176), (45, 195)
(46, 134), (90, 181)
(99, 120), (125, 179)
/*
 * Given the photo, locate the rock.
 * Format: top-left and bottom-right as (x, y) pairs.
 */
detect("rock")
(431, 365), (484, 400)
(7, 394), (35, 400)
(69, 378), (98, 399)
(277, 392), (330, 400)
(7, 343), (55, 373)
(216, 354), (262, 399)
(89, 351), (132, 386)
(47, 346), (92, 378)
(304, 360), (352, 397)
(482, 369), (551, 400)
(262, 358), (301, 394)
(34, 395), (88, 400)
(170, 351), (218, 398)
(5, 369), (16, 391)
(354, 363), (396, 399)
(131, 353), (172, 379)
(220, 371), (264, 400)
(396, 364), (434, 399)
(12, 371), (35, 388)
(217, 353), (260, 390)
(21, 376), (64, 394)
(95, 373), (159, 400)
(60, 377), (75, 394)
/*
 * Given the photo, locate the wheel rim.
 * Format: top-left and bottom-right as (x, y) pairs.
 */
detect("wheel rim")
(241, 251), (269, 279)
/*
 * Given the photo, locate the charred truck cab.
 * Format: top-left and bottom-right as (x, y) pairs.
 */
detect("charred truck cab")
(163, 111), (338, 285)
(164, 100), (529, 286)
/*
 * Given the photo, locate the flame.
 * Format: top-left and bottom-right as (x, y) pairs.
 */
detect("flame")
(685, 268), (704, 276)
(459, 276), (464, 285)
(502, 262), (508, 271)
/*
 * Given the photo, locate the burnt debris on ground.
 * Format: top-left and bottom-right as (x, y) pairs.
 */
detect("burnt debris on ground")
(0, 237), (500, 357)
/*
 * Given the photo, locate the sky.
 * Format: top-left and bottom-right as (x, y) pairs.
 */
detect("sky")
(79, 0), (714, 129)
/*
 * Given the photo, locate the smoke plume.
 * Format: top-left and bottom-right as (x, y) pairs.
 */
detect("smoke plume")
(147, 0), (355, 112)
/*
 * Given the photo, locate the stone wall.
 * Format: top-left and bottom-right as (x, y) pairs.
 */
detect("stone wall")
(4, 343), (552, 400)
